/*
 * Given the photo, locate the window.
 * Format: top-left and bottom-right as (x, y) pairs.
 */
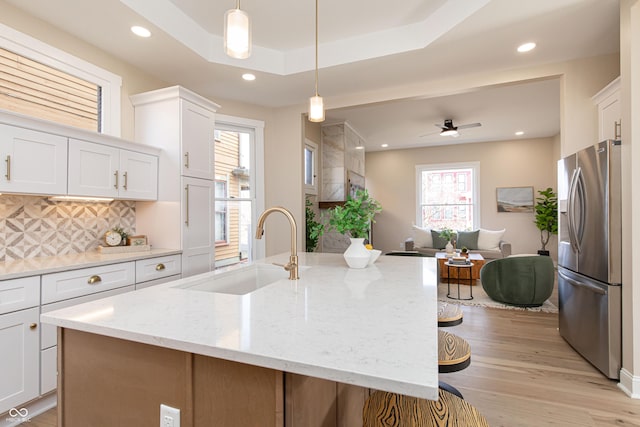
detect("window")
(0, 23), (121, 136)
(214, 114), (265, 269)
(416, 162), (479, 231)
(215, 180), (228, 244)
(304, 139), (318, 195)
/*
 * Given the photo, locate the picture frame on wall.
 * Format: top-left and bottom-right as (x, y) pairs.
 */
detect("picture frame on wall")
(496, 186), (534, 213)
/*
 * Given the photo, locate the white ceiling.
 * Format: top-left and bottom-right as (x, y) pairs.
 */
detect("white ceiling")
(3, 0), (620, 151)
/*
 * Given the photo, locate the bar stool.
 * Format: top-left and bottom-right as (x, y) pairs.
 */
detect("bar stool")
(363, 389), (490, 427)
(437, 302), (463, 327)
(438, 329), (471, 373)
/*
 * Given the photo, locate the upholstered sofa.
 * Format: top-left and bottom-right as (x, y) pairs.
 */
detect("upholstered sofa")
(404, 226), (511, 260)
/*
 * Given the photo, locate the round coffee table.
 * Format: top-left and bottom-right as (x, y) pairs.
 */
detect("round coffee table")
(444, 261), (474, 300)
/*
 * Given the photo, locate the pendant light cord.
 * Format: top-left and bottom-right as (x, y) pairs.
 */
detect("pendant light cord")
(315, 0), (319, 97)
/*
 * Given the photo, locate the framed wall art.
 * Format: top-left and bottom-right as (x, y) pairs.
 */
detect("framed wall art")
(496, 186), (534, 213)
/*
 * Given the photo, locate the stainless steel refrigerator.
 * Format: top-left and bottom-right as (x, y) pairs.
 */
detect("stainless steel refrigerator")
(558, 139), (622, 379)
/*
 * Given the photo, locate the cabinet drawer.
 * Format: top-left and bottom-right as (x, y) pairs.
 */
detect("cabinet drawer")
(136, 255), (181, 283)
(40, 285), (135, 349)
(135, 274), (181, 290)
(41, 262), (135, 304)
(0, 276), (40, 315)
(40, 346), (57, 395)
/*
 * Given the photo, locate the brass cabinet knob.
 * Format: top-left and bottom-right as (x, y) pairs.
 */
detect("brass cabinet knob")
(87, 275), (102, 285)
(155, 263), (166, 271)
(29, 323), (37, 330)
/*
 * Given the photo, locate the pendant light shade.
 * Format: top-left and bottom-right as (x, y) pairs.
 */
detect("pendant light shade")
(309, 95), (325, 122)
(224, 1), (251, 59)
(308, 0), (324, 122)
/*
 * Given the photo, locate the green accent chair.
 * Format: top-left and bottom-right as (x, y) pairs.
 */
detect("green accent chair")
(480, 255), (554, 307)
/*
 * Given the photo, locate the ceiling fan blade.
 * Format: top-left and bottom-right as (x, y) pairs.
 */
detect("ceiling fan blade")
(456, 122), (481, 130)
(434, 124), (445, 129)
(419, 131), (439, 138)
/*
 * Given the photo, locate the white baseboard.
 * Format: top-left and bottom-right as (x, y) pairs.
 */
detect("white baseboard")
(0, 393), (56, 427)
(618, 368), (640, 398)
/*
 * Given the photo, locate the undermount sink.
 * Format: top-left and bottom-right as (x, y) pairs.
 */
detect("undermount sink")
(175, 264), (290, 295)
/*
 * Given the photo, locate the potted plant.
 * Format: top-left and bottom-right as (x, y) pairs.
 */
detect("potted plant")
(534, 187), (558, 256)
(461, 246), (469, 257)
(439, 228), (455, 254)
(328, 189), (382, 268)
(305, 198), (324, 252)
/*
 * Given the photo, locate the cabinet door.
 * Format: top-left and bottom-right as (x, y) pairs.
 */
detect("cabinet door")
(119, 150), (158, 200)
(182, 176), (213, 277)
(68, 139), (119, 198)
(599, 91), (621, 141)
(0, 307), (39, 414)
(0, 124), (67, 195)
(180, 99), (214, 180)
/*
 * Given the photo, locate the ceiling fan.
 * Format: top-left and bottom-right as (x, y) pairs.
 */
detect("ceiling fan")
(420, 119), (482, 137)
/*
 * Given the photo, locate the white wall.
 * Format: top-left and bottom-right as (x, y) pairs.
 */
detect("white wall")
(365, 137), (558, 257)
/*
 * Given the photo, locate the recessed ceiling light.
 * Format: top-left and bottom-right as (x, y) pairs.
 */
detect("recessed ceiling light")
(517, 42), (536, 53)
(381, 144), (389, 148)
(355, 146), (365, 150)
(242, 73), (256, 81)
(131, 26), (151, 38)
(515, 131), (525, 136)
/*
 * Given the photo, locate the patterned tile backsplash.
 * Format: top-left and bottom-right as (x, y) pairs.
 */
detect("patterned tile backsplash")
(0, 195), (136, 262)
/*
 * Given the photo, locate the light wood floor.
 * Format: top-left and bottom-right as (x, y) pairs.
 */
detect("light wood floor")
(28, 303), (640, 426)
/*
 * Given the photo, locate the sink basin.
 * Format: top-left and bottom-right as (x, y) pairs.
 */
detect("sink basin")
(175, 264), (289, 295)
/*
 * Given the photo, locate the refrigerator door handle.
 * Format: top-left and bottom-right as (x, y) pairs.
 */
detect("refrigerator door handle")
(559, 271), (606, 295)
(568, 168), (580, 253)
(574, 168), (586, 253)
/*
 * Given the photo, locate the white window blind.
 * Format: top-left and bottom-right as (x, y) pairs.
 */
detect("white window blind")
(0, 47), (100, 131)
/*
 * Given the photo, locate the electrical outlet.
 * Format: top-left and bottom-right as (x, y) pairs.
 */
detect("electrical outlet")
(160, 404), (180, 427)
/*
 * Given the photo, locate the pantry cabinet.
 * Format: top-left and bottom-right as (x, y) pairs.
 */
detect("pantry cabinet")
(0, 124), (67, 195)
(132, 86), (220, 277)
(67, 139), (158, 200)
(593, 76), (621, 141)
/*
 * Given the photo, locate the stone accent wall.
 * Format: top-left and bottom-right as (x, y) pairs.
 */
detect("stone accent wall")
(320, 122), (366, 253)
(0, 195), (136, 262)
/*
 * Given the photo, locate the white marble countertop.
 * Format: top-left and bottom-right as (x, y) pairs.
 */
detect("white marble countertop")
(41, 252), (439, 400)
(0, 248), (182, 280)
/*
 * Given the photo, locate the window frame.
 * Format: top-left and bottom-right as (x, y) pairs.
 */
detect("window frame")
(0, 23), (122, 136)
(416, 161), (480, 230)
(304, 138), (319, 195)
(214, 179), (229, 245)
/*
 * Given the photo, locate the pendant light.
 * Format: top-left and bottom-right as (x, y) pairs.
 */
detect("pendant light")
(224, 0), (251, 59)
(308, 0), (324, 122)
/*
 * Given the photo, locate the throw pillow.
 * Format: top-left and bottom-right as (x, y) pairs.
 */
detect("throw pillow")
(456, 230), (479, 250)
(412, 225), (433, 248)
(431, 230), (449, 249)
(477, 228), (506, 250)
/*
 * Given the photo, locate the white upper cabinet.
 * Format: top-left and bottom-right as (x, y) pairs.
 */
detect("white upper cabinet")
(68, 139), (158, 200)
(0, 124), (67, 195)
(593, 77), (621, 142)
(181, 99), (215, 180)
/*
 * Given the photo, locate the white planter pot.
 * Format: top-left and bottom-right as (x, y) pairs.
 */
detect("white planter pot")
(343, 238), (371, 269)
(445, 241), (454, 254)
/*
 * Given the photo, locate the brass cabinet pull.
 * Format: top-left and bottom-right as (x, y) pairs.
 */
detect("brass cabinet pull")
(184, 185), (190, 226)
(184, 152), (190, 168)
(123, 171), (128, 190)
(5, 155), (10, 181)
(87, 275), (102, 285)
(29, 323), (37, 330)
(615, 120), (622, 139)
(113, 170), (119, 189)
(155, 263), (166, 271)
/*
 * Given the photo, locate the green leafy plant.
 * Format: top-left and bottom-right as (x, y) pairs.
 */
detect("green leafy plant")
(328, 189), (382, 239)
(305, 198), (325, 252)
(111, 226), (130, 246)
(439, 228), (454, 243)
(461, 246), (468, 254)
(534, 187), (558, 252)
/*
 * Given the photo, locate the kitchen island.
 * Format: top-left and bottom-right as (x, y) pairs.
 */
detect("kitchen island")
(41, 253), (438, 426)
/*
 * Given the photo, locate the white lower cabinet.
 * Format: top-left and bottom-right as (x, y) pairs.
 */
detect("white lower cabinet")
(0, 307), (40, 415)
(1, 253), (182, 414)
